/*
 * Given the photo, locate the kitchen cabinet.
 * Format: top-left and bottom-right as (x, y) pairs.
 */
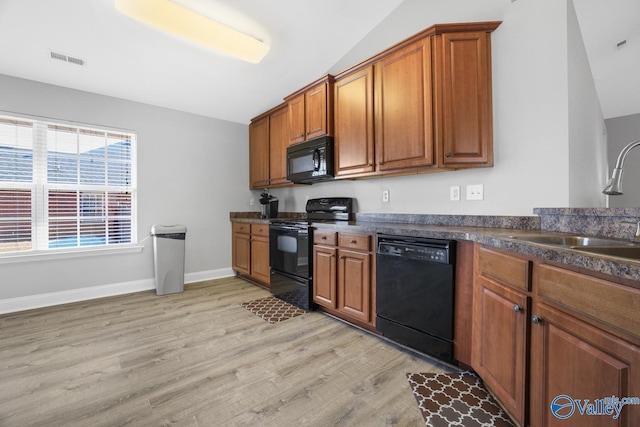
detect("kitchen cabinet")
(334, 66), (375, 177)
(472, 245), (531, 426)
(530, 264), (640, 427)
(267, 104), (290, 186)
(437, 30), (494, 166)
(332, 22), (499, 179)
(285, 75), (334, 145)
(248, 104), (291, 189)
(472, 245), (640, 427)
(313, 230), (374, 327)
(249, 116), (270, 189)
(232, 222), (270, 286)
(375, 36), (434, 171)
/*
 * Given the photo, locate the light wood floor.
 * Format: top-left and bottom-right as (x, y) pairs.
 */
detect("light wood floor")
(0, 277), (450, 426)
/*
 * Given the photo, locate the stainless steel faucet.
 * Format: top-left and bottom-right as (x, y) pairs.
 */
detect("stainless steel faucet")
(622, 220), (640, 243)
(603, 140), (640, 195)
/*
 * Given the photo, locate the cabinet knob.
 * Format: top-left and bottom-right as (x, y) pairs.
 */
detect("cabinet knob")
(513, 304), (522, 313)
(446, 152), (453, 158)
(321, 236), (327, 240)
(531, 315), (541, 324)
(350, 240), (357, 244)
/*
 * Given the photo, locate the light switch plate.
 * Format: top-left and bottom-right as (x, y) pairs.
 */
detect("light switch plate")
(466, 184), (484, 201)
(450, 186), (461, 201)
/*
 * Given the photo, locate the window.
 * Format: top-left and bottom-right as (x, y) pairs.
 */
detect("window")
(0, 113), (137, 254)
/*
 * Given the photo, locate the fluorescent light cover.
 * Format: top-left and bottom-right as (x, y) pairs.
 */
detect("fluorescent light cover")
(114, 0), (269, 64)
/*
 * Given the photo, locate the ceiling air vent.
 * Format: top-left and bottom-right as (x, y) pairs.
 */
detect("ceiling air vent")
(50, 51), (86, 67)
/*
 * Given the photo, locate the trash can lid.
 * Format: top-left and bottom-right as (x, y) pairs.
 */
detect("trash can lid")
(151, 224), (187, 235)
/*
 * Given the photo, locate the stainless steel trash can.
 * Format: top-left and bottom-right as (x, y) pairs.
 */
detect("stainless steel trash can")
(151, 224), (187, 295)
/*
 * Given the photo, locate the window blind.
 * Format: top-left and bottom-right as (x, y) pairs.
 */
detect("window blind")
(0, 114), (136, 254)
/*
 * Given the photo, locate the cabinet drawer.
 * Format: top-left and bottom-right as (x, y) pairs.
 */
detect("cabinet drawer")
(478, 246), (531, 291)
(538, 264), (640, 337)
(314, 230), (337, 246)
(232, 222), (251, 235)
(250, 223), (269, 237)
(338, 233), (371, 251)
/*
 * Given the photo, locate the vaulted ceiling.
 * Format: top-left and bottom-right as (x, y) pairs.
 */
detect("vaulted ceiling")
(0, 0), (637, 123)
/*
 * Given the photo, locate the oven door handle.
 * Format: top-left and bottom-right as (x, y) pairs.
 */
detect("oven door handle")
(270, 225), (309, 233)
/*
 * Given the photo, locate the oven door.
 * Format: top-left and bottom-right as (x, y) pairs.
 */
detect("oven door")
(270, 270), (314, 311)
(269, 223), (309, 278)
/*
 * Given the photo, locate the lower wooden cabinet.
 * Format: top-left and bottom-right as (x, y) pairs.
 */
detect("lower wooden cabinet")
(232, 222), (270, 286)
(472, 245), (640, 427)
(530, 301), (640, 427)
(313, 230), (374, 327)
(472, 246), (530, 426)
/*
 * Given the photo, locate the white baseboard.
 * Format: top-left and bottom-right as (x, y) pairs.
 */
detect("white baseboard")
(185, 267), (235, 284)
(0, 267), (235, 314)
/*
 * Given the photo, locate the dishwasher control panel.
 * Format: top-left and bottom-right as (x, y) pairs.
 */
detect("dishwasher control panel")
(377, 235), (453, 264)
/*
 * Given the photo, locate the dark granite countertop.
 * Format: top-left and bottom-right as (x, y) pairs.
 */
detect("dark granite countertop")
(229, 210), (640, 285)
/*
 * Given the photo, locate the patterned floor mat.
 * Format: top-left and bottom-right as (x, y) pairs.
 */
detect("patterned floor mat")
(407, 371), (516, 427)
(240, 296), (306, 323)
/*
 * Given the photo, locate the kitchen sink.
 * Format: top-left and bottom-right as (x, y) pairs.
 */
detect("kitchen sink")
(504, 233), (640, 262)
(507, 234), (633, 247)
(571, 246), (640, 261)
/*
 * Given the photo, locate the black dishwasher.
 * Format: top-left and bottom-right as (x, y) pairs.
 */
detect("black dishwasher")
(376, 234), (456, 362)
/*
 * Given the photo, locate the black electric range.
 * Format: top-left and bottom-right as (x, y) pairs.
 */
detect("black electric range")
(269, 198), (354, 310)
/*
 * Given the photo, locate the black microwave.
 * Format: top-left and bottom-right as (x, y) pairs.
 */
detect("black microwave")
(286, 136), (334, 184)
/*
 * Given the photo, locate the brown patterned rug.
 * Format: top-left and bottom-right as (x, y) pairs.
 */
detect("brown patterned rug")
(240, 296), (305, 323)
(407, 371), (516, 427)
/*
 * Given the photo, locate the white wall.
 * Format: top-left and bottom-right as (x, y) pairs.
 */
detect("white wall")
(267, 0), (576, 215)
(567, 0), (608, 207)
(0, 74), (252, 303)
(605, 113), (640, 207)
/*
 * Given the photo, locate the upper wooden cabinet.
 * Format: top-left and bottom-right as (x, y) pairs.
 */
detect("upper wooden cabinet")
(333, 21), (500, 178)
(248, 103), (291, 189)
(268, 105), (290, 186)
(375, 37), (434, 172)
(437, 30), (494, 166)
(334, 66), (375, 177)
(249, 115), (270, 189)
(285, 75), (334, 144)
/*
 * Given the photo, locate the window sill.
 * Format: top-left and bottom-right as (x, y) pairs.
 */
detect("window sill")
(0, 244), (145, 264)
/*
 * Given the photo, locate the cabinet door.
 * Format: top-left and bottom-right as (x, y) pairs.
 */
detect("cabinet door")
(334, 66), (375, 177)
(250, 235), (271, 285)
(288, 94), (306, 144)
(438, 31), (493, 166)
(313, 245), (337, 308)
(530, 302), (640, 427)
(232, 232), (251, 275)
(337, 249), (371, 323)
(268, 105), (290, 186)
(472, 276), (528, 426)
(249, 116), (270, 189)
(305, 82), (328, 140)
(374, 37), (434, 171)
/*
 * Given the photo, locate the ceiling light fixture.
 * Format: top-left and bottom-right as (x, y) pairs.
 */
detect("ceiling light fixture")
(114, 0), (269, 64)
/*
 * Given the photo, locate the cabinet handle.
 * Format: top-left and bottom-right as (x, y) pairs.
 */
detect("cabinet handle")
(350, 240), (357, 244)
(513, 304), (522, 313)
(531, 315), (541, 324)
(339, 255), (345, 259)
(321, 236), (327, 240)
(446, 152), (453, 158)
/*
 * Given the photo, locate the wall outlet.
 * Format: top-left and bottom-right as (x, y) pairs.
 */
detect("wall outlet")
(382, 190), (390, 203)
(466, 184), (484, 201)
(249, 198), (255, 206)
(450, 186), (461, 201)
